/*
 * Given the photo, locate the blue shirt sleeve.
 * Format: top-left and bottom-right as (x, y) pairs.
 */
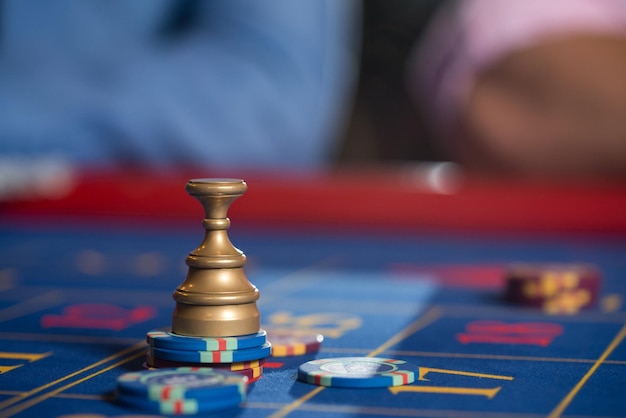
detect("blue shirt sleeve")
(0, 0), (360, 170)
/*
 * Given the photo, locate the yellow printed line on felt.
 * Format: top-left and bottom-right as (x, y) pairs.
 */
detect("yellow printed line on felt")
(0, 291), (65, 324)
(0, 341), (145, 412)
(258, 256), (345, 306)
(417, 367), (513, 381)
(368, 307), (443, 358)
(0, 331), (143, 345)
(0, 391), (110, 401)
(548, 322), (626, 418)
(389, 384), (502, 399)
(267, 387), (325, 418)
(267, 306), (443, 418)
(0, 349), (145, 417)
(0, 352), (51, 361)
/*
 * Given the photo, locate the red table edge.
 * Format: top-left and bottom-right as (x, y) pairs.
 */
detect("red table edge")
(2, 167), (626, 235)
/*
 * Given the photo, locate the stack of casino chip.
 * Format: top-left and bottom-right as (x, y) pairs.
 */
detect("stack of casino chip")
(266, 330), (324, 357)
(505, 263), (601, 314)
(116, 367), (247, 414)
(145, 329), (271, 383)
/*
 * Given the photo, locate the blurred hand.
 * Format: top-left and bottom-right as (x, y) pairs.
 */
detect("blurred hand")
(461, 34), (626, 179)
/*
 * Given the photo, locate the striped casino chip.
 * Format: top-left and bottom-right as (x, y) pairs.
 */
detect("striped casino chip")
(116, 368), (247, 402)
(149, 342), (271, 364)
(297, 357), (416, 388)
(267, 330), (323, 357)
(146, 353), (265, 370)
(147, 329), (267, 351)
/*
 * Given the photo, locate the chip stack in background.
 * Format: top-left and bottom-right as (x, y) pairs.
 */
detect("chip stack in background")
(266, 330), (324, 358)
(505, 263), (602, 314)
(145, 329), (270, 382)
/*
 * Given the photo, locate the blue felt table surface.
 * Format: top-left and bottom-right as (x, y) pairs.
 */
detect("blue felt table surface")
(0, 223), (625, 417)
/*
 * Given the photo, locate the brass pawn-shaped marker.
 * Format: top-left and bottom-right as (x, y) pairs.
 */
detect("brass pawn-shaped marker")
(172, 178), (260, 337)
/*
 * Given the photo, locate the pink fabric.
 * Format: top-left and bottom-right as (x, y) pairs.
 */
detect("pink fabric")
(411, 0), (626, 141)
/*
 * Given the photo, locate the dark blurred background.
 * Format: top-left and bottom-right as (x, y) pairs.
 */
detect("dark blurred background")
(339, 0), (446, 164)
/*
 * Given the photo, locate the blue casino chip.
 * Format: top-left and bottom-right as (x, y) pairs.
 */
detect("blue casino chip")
(147, 329), (267, 351)
(297, 357), (417, 388)
(116, 367), (247, 401)
(150, 342), (272, 364)
(116, 391), (243, 414)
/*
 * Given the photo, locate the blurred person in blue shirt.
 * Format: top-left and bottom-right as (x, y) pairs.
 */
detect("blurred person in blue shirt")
(0, 0), (359, 170)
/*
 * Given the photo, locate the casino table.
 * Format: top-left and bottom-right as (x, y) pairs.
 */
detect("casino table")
(1, 167), (626, 418)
